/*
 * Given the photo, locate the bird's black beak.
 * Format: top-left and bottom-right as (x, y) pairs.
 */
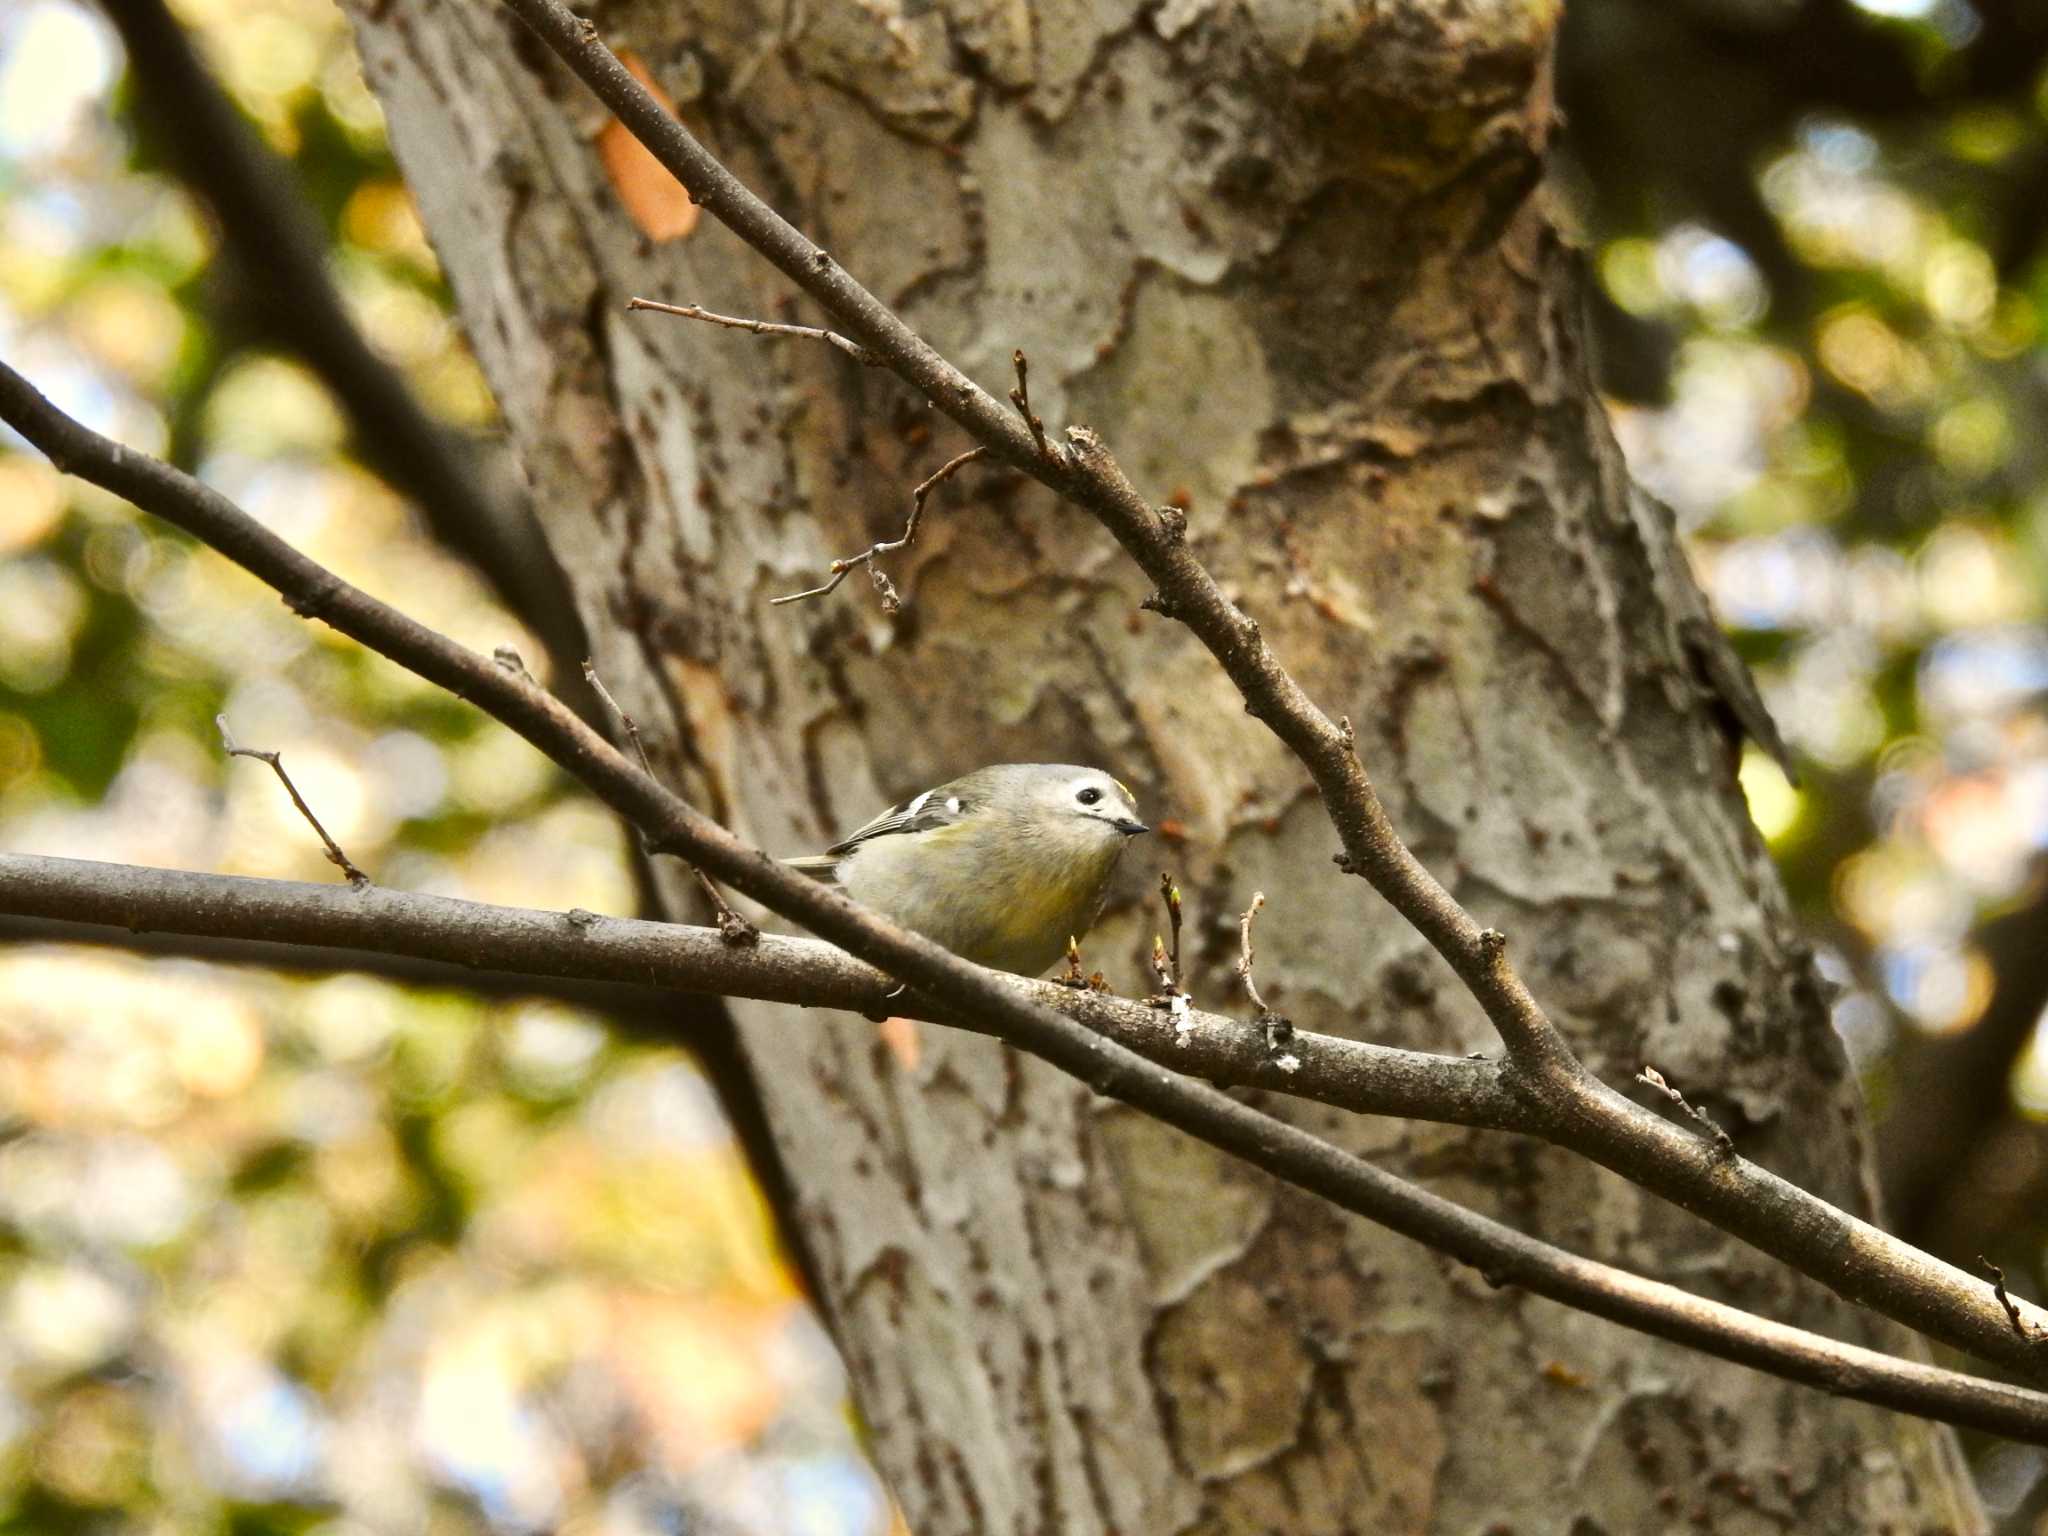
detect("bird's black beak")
(1114, 818), (1149, 837)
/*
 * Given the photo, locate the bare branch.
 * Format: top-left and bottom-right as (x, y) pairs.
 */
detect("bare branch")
(625, 297), (880, 366)
(21, 367), (2048, 1434)
(579, 659), (653, 775)
(582, 660), (757, 945)
(475, 0), (2048, 1386)
(1148, 874), (1193, 1044)
(770, 447), (986, 610)
(8, 846), (2048, 1446)
(18, 0), (2048, 1411)
(0, 850), (1503, 1117)
(216, 715), (368, 886)
(1237, 893), (1298, 1066)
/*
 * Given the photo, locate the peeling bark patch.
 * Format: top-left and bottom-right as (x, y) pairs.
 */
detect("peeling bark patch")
(1470, 489), (1619, 733)
(790, 1), (977, 142)
(1151, 1261), (1317, 1479)
(1095, 1106), (1272, 1303)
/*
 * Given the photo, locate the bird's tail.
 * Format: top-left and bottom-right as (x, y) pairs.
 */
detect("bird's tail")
(784, 855), (841, 882)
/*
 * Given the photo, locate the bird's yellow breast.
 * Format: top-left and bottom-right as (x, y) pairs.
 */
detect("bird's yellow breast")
(839, 816), (1127, 976)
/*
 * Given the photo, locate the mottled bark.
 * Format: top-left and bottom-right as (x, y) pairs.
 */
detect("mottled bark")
(348, 2), (1983, 1530)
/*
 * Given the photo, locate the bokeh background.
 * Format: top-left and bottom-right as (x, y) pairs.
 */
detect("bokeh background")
(2, 0), (2048, 1529)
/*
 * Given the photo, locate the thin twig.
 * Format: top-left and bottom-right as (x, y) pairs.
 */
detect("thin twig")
(1637, 1065), (1735, 1158)
(1009, 348), (1051, 458)
(580, 659), (652, 773)
(770, 447), (986, 610)
(1237, 892), (1272, 1016)
(1982, 1258), (2045, 1346)
(626, 297), (880, 366)
(216, 715), (368, 887)
(1237, 892), (1298, 1064)
(1150, 874), (1193, 1043)
(1150, 872), (1186, 998)
(1163, 873), (1184, 982)
(582, 659), (758, 946)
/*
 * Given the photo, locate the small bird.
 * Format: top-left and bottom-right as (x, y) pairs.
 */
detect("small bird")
(789, 764), (1149, 976)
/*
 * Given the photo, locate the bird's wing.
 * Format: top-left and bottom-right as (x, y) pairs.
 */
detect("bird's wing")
(825, 779), (985, 856)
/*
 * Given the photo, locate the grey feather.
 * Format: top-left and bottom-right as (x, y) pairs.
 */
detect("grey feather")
(821, 771), (992, 856)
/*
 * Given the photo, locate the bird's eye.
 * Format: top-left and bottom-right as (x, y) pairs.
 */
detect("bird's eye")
(1076, 786), (1103, 806)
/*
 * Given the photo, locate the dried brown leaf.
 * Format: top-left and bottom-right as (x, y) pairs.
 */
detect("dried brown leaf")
(597, 53), (700, 242)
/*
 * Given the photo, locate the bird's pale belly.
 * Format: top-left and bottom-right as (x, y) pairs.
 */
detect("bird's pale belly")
(842, 835), (1115, 977)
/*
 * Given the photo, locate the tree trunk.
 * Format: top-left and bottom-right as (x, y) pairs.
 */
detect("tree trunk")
(347, 2), (1984, 1529)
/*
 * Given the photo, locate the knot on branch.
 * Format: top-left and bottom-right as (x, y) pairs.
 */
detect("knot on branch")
(1477, 928), (1508, 960)
(285, 576), (341, 620)
(1156, 504), (1188, 543)
(1139, 590), (1177, 619)
(1064, 424), (1106, 463)
(493, 645), (535, 683)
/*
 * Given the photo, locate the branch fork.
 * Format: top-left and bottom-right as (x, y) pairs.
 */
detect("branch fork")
(1, 0), (2044, 1448)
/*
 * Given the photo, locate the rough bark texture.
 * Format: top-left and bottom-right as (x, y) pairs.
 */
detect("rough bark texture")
(348, 2), (1983, 1530)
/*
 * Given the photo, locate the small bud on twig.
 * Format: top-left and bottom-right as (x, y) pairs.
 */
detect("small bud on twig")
(1637, 1065), (1734, 1157)
(1009, 348), (1052, 458)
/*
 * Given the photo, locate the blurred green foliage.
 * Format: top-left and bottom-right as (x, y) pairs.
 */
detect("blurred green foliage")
(1563, 12), (2048, 1506)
